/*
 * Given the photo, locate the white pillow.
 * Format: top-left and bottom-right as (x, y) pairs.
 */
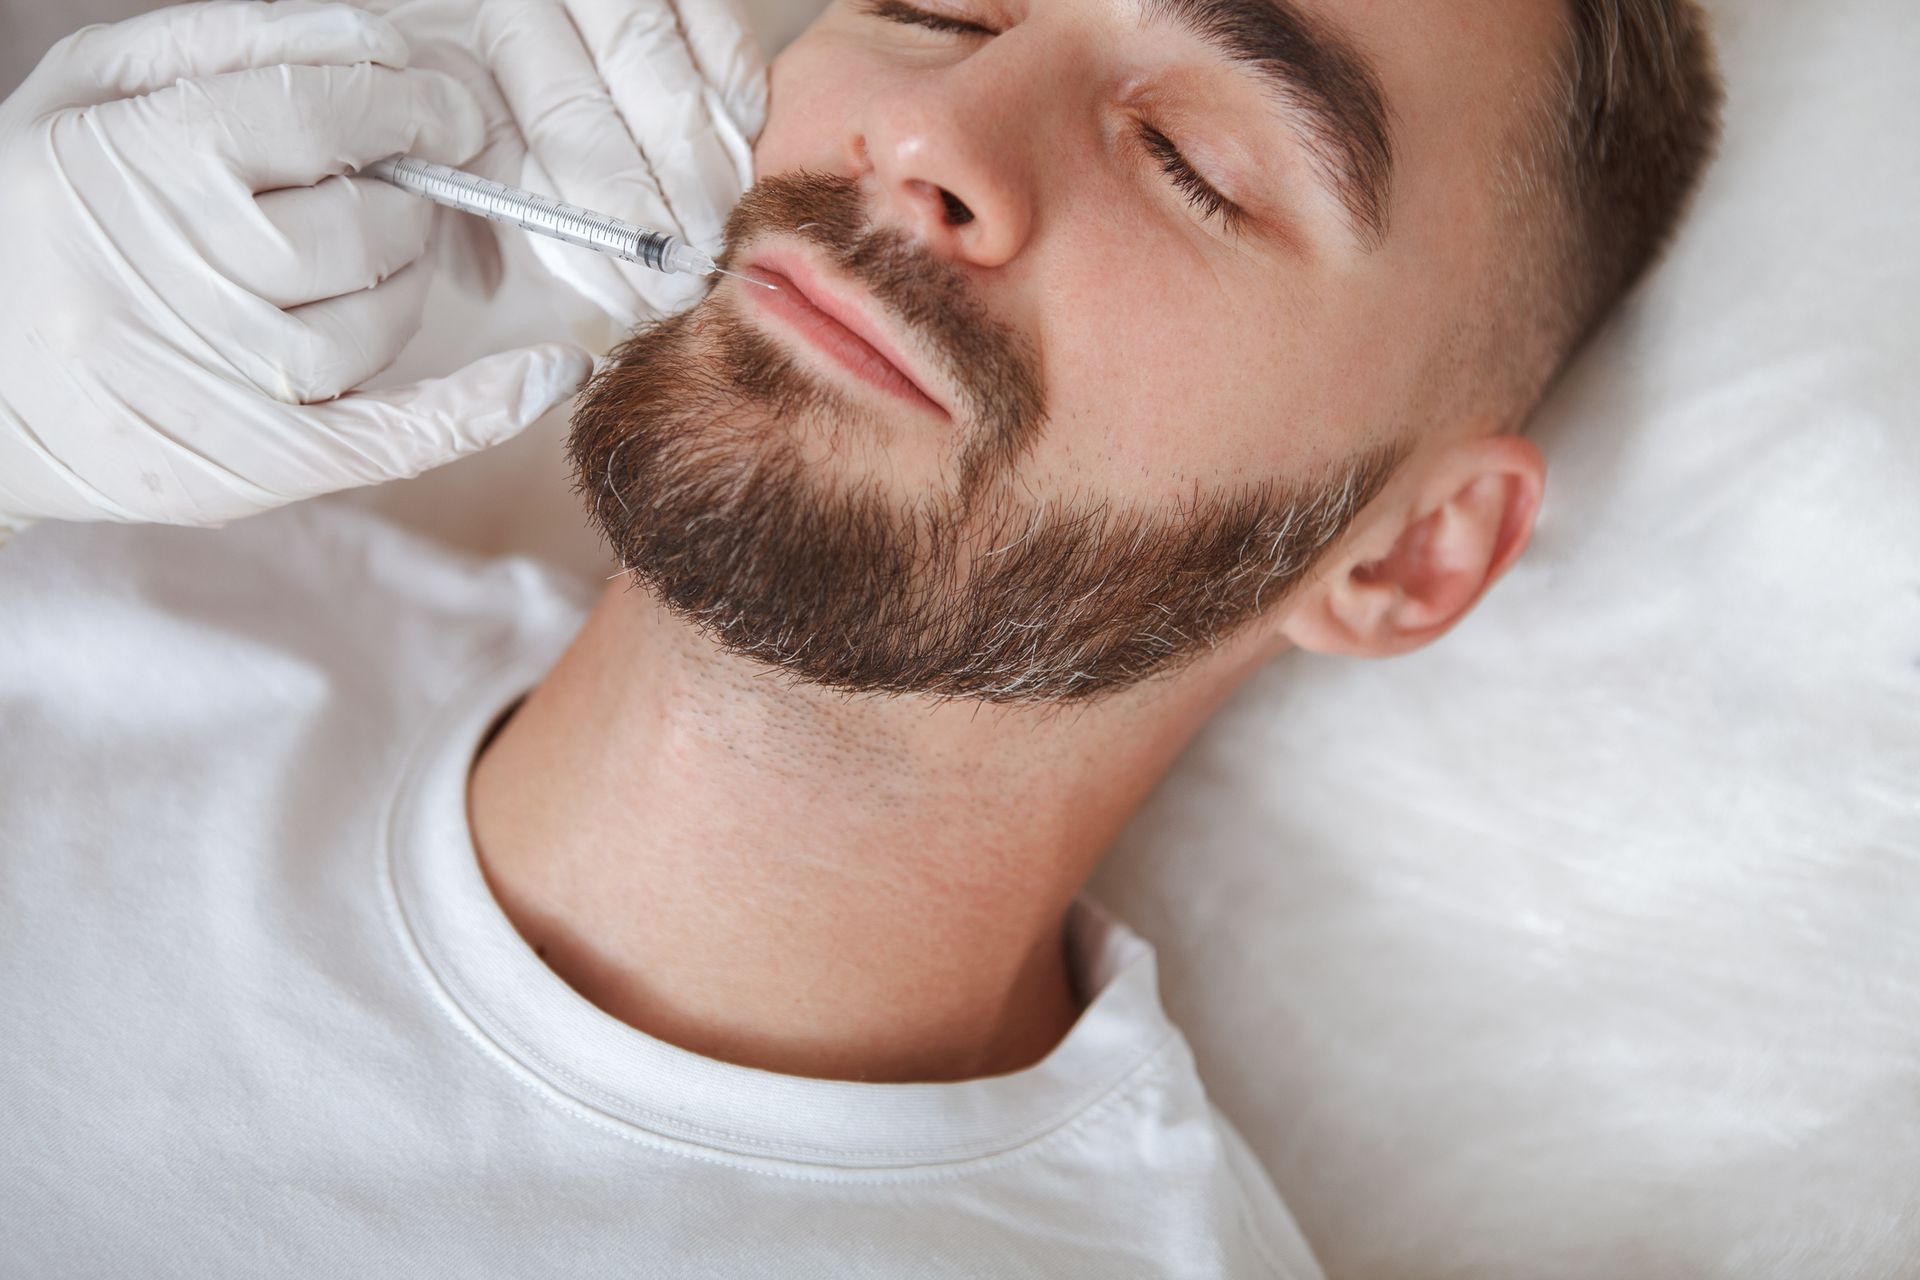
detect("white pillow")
(1090, 1), (1920, 1276)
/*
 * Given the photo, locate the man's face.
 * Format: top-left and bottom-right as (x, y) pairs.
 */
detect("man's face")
(570, 0), (1560, 701)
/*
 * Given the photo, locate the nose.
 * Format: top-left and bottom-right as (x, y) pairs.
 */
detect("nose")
(851, 63), (1038, 270)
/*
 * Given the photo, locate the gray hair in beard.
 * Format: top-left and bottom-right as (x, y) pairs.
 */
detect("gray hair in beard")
(569, 172), (1407, 704)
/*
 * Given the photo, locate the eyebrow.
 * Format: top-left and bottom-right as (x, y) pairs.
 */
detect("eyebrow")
(1143, 0), (1394, 247)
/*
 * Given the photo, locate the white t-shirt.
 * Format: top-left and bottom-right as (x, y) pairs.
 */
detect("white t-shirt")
(0, 504), (1322, 1279)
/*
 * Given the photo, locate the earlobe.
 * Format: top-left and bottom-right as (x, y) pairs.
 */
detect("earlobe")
(1283, 435), (1545, 659)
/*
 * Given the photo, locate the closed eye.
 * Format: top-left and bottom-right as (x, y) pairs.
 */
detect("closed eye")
(858, 0), (997, 37)
(858, 5), (1247, 237)
(1136, 122), (1247, 234)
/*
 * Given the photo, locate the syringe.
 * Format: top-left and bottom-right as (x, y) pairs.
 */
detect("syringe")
(360, 154), (768, 287)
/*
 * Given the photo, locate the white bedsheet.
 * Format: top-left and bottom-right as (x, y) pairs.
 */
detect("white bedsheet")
(3, 1), (1914, 1275)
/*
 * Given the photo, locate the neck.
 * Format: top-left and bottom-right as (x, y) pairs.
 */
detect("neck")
(469, 583), (1257, 1083)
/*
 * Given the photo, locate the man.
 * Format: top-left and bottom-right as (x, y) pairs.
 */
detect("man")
(0, 0), (1721, 1273)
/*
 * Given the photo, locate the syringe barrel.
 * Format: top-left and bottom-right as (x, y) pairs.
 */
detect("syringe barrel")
(360, 155), (700, 276)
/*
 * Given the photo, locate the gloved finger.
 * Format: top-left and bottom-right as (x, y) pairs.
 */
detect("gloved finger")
(563, 0), (757, 250)
(33, 0), (410, 113)
(276, 256), (435, 401)
(242, 176), (434, 309)
(477, 0), (686, 239)
(665, 0), (768, 140)
(292, 342), (593, 487)
(98, 63), (486, 197)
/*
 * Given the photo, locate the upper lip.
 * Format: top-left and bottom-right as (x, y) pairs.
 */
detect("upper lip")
(739, 246), (953, 417)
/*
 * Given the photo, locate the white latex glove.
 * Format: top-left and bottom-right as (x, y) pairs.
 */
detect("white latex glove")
(0, 0), (594, 535)
(468, 0), (767, 327)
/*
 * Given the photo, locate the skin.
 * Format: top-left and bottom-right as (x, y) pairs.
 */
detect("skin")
(470, 0), (1557, 1082)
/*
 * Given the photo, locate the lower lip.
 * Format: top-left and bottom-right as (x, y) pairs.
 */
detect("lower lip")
(742, 267), (944, 416)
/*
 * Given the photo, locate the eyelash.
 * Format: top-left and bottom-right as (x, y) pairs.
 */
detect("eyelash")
(857, 0), (994, 37)
(1135, 122), (1247, 234)
(860, 2), (1248, 234)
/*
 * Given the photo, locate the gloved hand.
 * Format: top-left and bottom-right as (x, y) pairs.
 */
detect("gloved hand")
(0, 0), (594, 536)
(377, 0), (766, 330)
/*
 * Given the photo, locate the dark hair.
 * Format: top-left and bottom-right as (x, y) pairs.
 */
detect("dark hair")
(1549, 0), (1725, 353)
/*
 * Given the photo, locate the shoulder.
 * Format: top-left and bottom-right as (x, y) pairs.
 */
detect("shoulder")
(1207, 1103), (1327, 1280)
(1043, 903), (1326, 1278)
(0, 501), (589, 800)
(0, 499), (588, 703)
(1025, 1027), (1323, 1279)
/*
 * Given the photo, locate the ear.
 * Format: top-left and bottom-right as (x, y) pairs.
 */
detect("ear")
(1281, 434), (1545, 658)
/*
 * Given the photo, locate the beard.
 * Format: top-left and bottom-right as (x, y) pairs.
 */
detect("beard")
(568, 171), (1405, 704)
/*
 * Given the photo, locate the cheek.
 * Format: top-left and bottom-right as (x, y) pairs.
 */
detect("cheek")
(1019, 246), (1341, 499)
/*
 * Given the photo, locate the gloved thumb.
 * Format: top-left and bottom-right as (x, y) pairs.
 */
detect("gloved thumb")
(294, 342), (594, 490)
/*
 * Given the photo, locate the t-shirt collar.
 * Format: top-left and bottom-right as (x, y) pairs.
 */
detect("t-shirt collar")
(383, 636), (1181, 1171)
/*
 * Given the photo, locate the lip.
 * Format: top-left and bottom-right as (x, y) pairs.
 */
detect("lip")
(739, 251), (949, 419)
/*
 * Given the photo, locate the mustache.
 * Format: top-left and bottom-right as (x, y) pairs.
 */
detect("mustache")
(714, 172), (1045, 495)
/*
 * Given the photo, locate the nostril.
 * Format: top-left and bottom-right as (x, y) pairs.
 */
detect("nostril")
(939, 188), (975, 226)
